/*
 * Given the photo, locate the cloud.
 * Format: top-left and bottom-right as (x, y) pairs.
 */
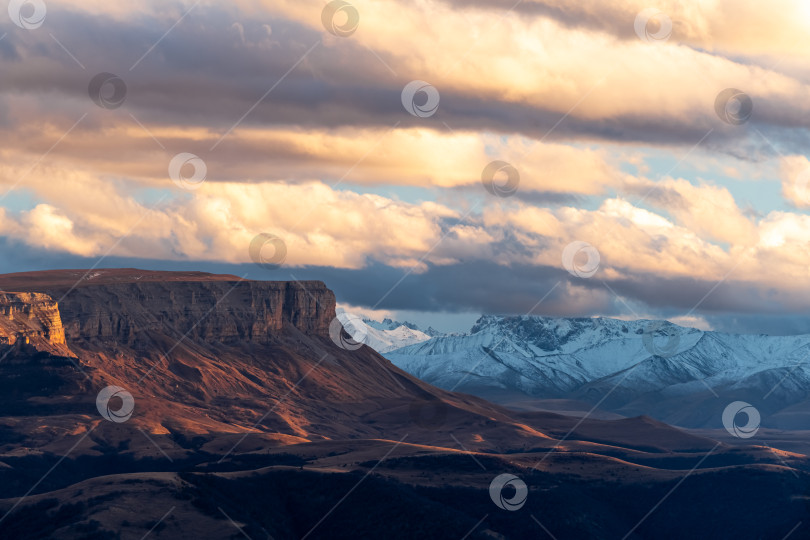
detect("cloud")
(663, 315), (712, 331)
(623, 176), (758, 244)
(21, 204), (100, 256)
(0, 122), (623, 194)
(780, 154), (810, 207)
(0, 171), (461, 269)
(435, 0), (810, 60)
(3, 0), (810, 155)
(335, 303), (395, 323)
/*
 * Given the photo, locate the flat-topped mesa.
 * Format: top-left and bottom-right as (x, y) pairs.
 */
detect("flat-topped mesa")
(0, 271), (336, 345)
(56, 281), (335, 345)
(0, 292), (73, 357)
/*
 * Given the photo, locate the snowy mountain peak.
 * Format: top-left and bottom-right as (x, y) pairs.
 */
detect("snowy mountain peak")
(334, 313), (435, 353)
(464, 314), (700, 355)
(383, 314), (810, 429)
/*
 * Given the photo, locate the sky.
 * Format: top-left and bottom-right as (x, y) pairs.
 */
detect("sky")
(2, 0), (810, 334)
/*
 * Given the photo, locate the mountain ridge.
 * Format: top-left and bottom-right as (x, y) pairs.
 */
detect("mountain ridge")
(384, 314), (810, 429)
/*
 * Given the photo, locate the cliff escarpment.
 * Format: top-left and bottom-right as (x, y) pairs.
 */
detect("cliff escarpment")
(0, 292), (73, 357)
(0, 270), (336, 348)
(54, 280), (335, 345)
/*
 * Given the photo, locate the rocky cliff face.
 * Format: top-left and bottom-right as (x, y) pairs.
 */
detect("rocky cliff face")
(0, 292), (72, 357)
(54, 280), (335, 345)
(0, 270), (336, 348)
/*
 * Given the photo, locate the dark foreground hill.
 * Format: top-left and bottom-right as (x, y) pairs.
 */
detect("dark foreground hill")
(0, 269), (806, 539)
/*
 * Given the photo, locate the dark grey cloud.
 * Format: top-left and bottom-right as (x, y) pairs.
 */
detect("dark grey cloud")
(703, 313), (810, 336)
(598, 274), (783, 315)
(0, 3), (807, 164)
(512, 190), (587, 206)
(436, 0), (641, 41)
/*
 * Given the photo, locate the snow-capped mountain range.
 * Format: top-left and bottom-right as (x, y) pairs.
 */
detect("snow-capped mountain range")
(335, 314), (435, 353)
(378, 315), (810, 429)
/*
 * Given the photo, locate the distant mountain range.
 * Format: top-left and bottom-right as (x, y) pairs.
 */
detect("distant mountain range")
(382, 315), (810, 429)
(361, 317), (444, 337)
(337, 314), (435, 353)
